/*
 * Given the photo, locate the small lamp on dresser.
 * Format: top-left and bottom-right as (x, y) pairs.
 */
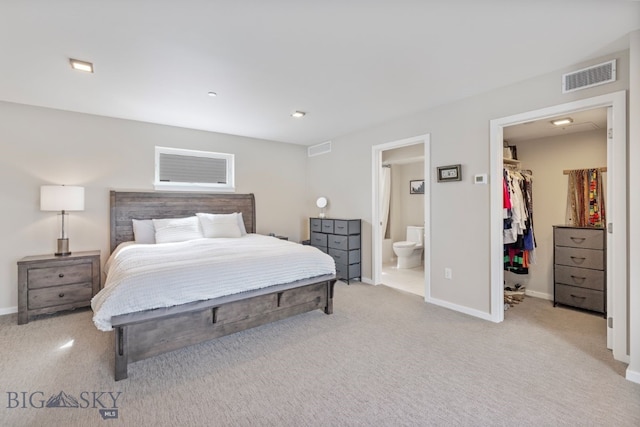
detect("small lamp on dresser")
(40, 185), (85, 256)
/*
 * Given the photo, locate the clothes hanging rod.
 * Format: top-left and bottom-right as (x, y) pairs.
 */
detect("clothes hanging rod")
(563, 167), (607, 175)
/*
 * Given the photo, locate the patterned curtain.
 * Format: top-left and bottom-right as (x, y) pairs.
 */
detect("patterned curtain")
(566, 169), (605, 227)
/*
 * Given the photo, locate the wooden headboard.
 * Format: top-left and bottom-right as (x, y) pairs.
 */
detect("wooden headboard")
(110, 191), (256, 253)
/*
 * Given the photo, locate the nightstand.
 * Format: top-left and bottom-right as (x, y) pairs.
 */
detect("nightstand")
(17, 251), (101, 324)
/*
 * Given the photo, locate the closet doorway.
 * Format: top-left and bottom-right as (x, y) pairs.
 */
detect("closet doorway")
(489, 91), (628, 363)
(371, 134), (431, 299)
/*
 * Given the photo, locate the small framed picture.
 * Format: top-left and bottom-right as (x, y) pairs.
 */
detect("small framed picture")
(437, 164), (462, 182)
(409, 179), (425, 194)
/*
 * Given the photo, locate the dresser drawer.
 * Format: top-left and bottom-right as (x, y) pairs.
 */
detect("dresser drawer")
(329, 248), (361, 265)
(28, 282), (93, 310)
(555, 284), (604, 313)
(336, 263), (361, 281)
(310, 232), (327, 248)
(321, 220), (334, 233)
(310, 218), (322, 233)
(554, 265), (604, 291)
(327, 235), (361, 251)
(554, 227), (604, 250)
(28, 263), (93, 289)
(333, 220), (361, 235)
(554, 246), (604, 270)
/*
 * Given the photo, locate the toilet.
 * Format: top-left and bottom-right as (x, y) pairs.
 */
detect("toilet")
(392, 226), (424, 269)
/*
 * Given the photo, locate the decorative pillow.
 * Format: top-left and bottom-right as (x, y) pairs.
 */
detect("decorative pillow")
(153, 216), (203, 243)
(132, 219), (156, 244)
(196, 213), (243, 238)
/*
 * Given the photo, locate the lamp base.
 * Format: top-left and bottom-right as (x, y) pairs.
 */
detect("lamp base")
(55, 238), (71, 256)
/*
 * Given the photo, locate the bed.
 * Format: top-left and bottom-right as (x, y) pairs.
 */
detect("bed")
(97, 191), (336, 381)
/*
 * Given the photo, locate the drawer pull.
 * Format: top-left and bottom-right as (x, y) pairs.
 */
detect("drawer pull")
(570, 275), (586, 283)
(570, 256), (586, 263)
(570, 237), (586, 243)
(58, 293), (65, 298)
(570, 294), (586, 299)
(58, 273), (64, 278)
(337, 226), (345, 229)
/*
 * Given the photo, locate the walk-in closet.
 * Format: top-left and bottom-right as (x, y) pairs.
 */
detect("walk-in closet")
(502, 108), (608, 314)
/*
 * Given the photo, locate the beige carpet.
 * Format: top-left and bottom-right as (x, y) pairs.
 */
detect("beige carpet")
(1, 282), (639, 426)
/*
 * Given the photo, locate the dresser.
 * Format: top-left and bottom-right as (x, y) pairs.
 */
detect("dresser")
(17, 251), (101, 324)
(553, 226), (606, 316)
(310, 218), (361, 283)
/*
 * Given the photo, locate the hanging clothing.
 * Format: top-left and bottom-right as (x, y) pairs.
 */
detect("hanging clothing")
(566, 168), (606, 227)
(503, 168), (536, 274)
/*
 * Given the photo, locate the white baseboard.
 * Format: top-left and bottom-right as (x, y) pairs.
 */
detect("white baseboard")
(425, 296), (494, 322)
(360, 277), (373, 285)
(524, 289), (552, 301)
(626, 368), (640, 384)
(0, 306), (18, 316)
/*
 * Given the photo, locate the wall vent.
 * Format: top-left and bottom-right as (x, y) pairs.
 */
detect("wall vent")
(562, 59), (616, 93)
(308, 141), (332, 157)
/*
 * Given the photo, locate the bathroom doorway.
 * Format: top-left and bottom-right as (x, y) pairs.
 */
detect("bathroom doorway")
(371, 134), (430, 298)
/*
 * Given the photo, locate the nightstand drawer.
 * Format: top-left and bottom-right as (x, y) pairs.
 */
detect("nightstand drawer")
(554, 283), (604, 313)
(28, 263), (92, 289)
(28, 282), (93, 310)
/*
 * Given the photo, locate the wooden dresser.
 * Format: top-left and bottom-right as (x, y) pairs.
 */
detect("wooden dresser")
(553, 226), (606, 316)
(17, 251), (101, 324)
(310, 218), (361, 283)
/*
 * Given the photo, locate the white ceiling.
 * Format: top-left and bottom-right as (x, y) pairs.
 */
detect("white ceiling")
(1, 1), (638, 146)
(503, 108), (608, 143)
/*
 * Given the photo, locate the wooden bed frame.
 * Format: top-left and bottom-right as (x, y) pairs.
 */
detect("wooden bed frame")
(108, 191), (336, 380)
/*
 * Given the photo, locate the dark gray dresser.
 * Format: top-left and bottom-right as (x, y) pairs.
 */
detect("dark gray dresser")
(310, 218), (361, 283)
(553, 226), (606, 316)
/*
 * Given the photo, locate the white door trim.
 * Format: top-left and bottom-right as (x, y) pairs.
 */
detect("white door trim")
(371, 134), (431, 299)
(489, 91), (628, 363)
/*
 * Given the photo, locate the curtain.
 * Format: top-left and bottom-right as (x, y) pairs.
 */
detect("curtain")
(566, 169), (605, 227)
(380, 166), (391, 239)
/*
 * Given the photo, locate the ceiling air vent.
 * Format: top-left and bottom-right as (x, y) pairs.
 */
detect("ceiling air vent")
(308, 141), (332, 157)
(562, 59), (616, 93)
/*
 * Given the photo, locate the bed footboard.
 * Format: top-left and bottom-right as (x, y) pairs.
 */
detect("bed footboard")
(112, 276), (336, 381)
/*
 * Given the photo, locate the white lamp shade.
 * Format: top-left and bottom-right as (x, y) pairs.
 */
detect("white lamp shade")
(40, 185), (85, 211)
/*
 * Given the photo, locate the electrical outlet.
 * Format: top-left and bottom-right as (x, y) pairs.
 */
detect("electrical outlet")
(444, 268), (452, 280)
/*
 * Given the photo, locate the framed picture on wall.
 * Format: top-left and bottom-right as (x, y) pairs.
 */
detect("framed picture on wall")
(437, 164), (462, 182)
(410, 179), (425, 194)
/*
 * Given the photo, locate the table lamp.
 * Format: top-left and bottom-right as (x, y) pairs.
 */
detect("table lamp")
(40, 185), (85, 256)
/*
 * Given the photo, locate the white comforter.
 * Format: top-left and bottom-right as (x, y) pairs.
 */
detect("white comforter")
(91, 235), (335, 331)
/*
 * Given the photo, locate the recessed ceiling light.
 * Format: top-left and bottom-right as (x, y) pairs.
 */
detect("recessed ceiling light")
(291, 111), (306, 118)
(551, 117), (573, 126)
(207, 91), (217, 97)
(69, 58), (94, 73)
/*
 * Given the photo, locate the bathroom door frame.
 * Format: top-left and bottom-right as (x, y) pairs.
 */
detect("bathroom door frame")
(489, 91), (628, 363)
(371, 134), (431, 298)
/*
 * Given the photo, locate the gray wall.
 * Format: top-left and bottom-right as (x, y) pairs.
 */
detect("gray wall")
(305, 50), (630, 315)
(0, 102), (308, 312)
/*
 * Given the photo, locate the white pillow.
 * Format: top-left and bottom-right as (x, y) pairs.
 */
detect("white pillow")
(237, 212), (248, 236)
(196, 213), (242, 238)
(153, 216), (203, 243)
(132, 219), (156, 244)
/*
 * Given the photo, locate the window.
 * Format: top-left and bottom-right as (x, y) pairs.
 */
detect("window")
(154, 146), (235, 192)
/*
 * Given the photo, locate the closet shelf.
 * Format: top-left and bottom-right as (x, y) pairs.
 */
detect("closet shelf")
(503, 158), (521, 166)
